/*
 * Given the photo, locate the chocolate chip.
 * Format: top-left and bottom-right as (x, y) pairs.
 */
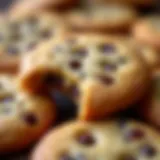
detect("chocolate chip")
(60, 154), (74, 160)
(140, 144), (157, 157)
(26, 42), (37, 51)
(69, 60), (81, 70)
(124, 128), (145, 141)
(7, 46), (19, 55)
(77, 132), (95, 146)
(22, 112), (37, 125)
(98, 75), (114, 85)
(101, 62), (117, 71)
(1, 96), (14, 103)
(40, 30), (52, 39)
(72, 48), (87, 57)
(98, 43), (116, 54)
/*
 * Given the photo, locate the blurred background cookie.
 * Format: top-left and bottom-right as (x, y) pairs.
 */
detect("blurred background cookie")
(0, 12), (66, 73)
(9, 0), (78, 15)
(32, 120), (160, 160)
(133, 15), (160, 51)
(66, 4), (137, 33)
(80, 0), (154, 8)
(0, 75), (56, 153)
(128, 39), (160, 72)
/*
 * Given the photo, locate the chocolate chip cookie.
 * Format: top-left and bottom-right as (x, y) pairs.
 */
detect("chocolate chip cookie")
(18, 35), (149, 120)
(66, 4), (137, 32)
(10, 0), (78, 16)
(0, 12), (65, 73)
(133, 15), (160, 51)
(31, 120), (160, 160)
(0, 75), (56, 153)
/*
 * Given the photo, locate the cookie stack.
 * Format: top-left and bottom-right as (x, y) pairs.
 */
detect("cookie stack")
(0, 0), (159, 159)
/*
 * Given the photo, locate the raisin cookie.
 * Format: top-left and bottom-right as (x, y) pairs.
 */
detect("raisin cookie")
(0, 75), (56, 153)
(139, 71), (160, 128)
(66, 4), (137, 32)
(0, 12), (65, 73)
(31, 120), (160, 160)
(133, 15), (160, 51)
(19, 35), (149, 120)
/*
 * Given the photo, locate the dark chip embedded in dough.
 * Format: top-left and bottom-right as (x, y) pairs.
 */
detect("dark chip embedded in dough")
(23, 112), (37, 125)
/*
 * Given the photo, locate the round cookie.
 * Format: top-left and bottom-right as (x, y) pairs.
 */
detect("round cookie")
(133, 15), (160, 51)
(18, 35), (149, 120)
(9, 0), (78, 16)
(0, 12), (65, 73)
(0, 75), (56, 153)
(31, 120), (160, 160)
(66, 4), (137, 32)
(139, 71), (160, 128)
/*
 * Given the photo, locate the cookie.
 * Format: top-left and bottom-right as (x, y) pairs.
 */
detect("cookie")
(66, 4), (137, 32)
(84, 0), (154, 7)
(0, 12), (65, 73)
(0, 75), (56, 153)
(139, 71), (160, 128)
(9, 0), (78, 16)
(133, 15), (160, 51)
(129, 39), (160, 71)
(31, 120), (160, 160)
(18, 35), (149, 120)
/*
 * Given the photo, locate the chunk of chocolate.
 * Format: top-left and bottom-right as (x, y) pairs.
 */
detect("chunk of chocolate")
(77, 132), (95, 146)
(22, 112), (37, 125)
